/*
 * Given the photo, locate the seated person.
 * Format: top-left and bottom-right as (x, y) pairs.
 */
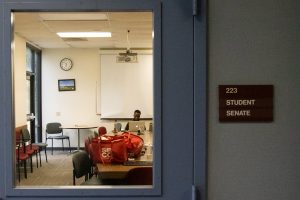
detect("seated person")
(125, 109), (146, 131)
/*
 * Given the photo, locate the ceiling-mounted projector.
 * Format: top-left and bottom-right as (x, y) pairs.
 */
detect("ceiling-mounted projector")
(116, 54), (138, 63)
(118, 29), (138, 57)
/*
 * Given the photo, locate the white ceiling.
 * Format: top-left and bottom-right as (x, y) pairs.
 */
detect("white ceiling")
(13, 12), (153, 49)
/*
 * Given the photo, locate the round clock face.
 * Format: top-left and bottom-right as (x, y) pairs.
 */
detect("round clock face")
(60, 58), (73, 71)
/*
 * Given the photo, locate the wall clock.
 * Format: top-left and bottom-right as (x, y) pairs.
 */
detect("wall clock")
(60, 58), (73, 71)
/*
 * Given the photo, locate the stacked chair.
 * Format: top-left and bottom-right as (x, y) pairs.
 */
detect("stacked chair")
(21, 128), (48, 167)
(21, 128), (40, 169)
(33, 142), (48, 166)
(15, 129), (31, 182)
(16, 127), (49, 182)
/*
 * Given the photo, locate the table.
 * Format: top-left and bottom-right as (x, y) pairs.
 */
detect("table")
(97, 163), (152, 179)
(60, 125), (97, 151)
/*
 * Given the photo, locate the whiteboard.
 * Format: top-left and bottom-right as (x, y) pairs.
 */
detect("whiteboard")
(100, 54), (153, 119)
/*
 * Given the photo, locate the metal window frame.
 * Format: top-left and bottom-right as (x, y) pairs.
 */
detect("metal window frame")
(1, 0), (162, 198)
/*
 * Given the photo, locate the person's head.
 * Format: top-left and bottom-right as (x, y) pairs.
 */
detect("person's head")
(133, 110), (141, 121)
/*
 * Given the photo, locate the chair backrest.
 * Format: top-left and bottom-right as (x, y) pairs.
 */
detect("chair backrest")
(15, 128), (22, 146)
(72, 151), (92, 179)
(21, 128), (31, 141)
(126, 167), (152, 185)
(93, 131), (99, 138)
(114, 123), (122, 132)
(84, 138), (90, 154)
(46, 122), (62, 134)
(98, 126), (107, 136)
(90, 142), (101, 164)
(88, 135), (94, 142)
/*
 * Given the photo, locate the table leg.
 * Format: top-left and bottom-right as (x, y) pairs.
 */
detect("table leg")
(77, 128), (80, 150)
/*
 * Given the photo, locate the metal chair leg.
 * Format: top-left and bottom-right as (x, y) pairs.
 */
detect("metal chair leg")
(62, 139), (65, 152)
(39, 148), (42, 167)
(45, 147), (48, 162)
(68, 138), (71, 153)
(51, 138), (54, 155)
(17, 160), (21, 182)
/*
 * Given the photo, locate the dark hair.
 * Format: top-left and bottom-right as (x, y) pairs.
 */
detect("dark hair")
(134, 109), (141, 114)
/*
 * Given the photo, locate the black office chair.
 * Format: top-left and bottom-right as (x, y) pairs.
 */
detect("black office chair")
(45, 122), (71, 155)
(72, 151), (102, 185)
(114, 122), (122, 132)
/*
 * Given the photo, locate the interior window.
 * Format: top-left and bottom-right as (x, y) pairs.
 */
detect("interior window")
(13, 11), (154, 187)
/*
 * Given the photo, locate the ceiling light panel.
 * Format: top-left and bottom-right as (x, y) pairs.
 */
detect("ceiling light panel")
(39, 12), (108, 21)
(44, 20), (109, 32)
(57, 32), (111, 38)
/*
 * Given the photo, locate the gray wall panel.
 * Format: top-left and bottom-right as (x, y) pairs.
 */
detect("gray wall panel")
(208, 0), (300, 200)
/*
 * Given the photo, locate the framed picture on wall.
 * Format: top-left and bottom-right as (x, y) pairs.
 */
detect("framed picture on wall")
(58, 79), (76, 91)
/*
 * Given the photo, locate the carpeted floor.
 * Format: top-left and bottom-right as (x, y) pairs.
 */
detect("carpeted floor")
(16, 150), (85, 187)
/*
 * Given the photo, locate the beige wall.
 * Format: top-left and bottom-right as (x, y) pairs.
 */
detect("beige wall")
(13, 34), (27, 127)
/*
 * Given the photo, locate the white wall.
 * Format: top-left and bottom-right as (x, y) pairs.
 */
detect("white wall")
(42, 49), (152, 148)
(208, 1), (300, 200)
(42, 48), (104, 147)
(100, 54), (153, 119)
(13, 34), (27, 127)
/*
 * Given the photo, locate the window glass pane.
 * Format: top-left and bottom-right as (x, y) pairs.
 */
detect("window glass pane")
(26, 75), (30, 115)
(26, 47), (33, 72)
(26, 75), (32, 133)
(13, 11), (154, 188)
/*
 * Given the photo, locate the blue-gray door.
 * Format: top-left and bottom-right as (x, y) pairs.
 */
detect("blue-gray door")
(0, 0), (207, 199)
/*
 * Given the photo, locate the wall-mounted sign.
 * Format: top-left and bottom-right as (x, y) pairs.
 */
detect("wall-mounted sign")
(219, 85), (273, 122)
